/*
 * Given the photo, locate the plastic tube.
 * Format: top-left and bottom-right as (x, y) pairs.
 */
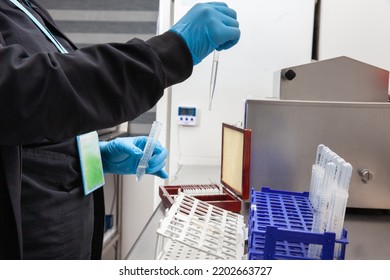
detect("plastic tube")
(136, 121), (163, 181)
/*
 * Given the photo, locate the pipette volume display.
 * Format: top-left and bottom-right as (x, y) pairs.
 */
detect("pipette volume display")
(136, 121), (163, 181)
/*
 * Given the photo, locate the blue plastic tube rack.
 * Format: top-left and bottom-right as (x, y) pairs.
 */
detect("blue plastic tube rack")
(248, 188), (349, 260)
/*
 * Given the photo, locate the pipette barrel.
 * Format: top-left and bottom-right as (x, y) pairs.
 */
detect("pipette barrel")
(208, 50), (220, 111)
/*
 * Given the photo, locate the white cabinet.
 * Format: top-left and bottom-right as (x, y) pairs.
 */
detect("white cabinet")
(102, 174), (122, 259)
(120, 174), (159, 259)
(317, 0), (390, 72)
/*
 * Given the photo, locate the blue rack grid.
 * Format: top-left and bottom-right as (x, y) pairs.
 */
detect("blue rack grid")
(248, 188), (348, 260)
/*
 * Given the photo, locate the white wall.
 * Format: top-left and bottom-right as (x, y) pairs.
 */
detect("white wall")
(157, 0), (316, 180)
(318, 0), (390, 72)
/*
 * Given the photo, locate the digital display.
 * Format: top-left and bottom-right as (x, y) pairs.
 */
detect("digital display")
(178, 107), (196, 116)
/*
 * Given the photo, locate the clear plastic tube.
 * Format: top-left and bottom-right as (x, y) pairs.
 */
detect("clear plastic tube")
(308, 145), (353, 259)
(136, 121), (163, 181)
(208, 50), (219, 111)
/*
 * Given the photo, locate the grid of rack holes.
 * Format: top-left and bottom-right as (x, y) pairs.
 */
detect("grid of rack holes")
(248, 188), (348, 260)
(156, 193), (245, 260)
(248, 188), (315, 259)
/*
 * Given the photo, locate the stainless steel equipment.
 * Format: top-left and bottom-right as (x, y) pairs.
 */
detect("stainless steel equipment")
(278, 56), (389, 102)
(245, 57), (390, 209)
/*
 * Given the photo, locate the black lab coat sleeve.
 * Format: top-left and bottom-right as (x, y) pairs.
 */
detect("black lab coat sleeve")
(0, 31), (193, 145)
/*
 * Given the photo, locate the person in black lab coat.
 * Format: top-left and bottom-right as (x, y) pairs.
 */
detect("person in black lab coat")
(0, 1), (240, 259)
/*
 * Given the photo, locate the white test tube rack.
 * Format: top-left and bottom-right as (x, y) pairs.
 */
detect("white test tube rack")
(155, 193), (246, 260)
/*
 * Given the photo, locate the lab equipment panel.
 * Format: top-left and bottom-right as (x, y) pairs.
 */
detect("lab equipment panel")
(244, 99), (390, 209)
(278, 56), (389, 102)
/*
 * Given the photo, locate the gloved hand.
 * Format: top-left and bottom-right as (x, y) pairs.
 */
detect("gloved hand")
(99, 136), (169, 179)
(169, 2), (240, 65)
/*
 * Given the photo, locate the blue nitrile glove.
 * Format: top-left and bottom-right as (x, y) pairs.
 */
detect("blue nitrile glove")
(169, 2), (240, 65)
(99, 136), (169, 179)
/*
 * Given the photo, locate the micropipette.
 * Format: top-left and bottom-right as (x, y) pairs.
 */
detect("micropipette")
(136, 121), (163, 181)
(208, 50), (220, 111)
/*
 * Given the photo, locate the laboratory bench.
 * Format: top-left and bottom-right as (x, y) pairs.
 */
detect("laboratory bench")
(125, 165), (390, 260)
